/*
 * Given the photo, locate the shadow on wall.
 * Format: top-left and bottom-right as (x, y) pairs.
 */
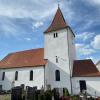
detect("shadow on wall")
(72, 79), (100, 96)
(1, 74), (15, 90)
(47, 60), (72, 93)
(47, 60), (100, 96)
(87, 84), (100, 97)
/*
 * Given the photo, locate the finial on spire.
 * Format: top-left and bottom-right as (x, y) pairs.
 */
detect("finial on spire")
(57, 0), (60, 8)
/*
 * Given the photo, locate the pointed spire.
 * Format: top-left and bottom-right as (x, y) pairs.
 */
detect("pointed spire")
(44, 7), (69, 33)
(58, 0), (60, 8)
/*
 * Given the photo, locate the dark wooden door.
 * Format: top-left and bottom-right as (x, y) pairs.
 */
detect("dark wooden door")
(80, 80), (87, 92)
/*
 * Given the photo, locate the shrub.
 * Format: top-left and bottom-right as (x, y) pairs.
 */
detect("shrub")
(71, 95), (78, 100)
(63, 88), (70, 97)
(44, 90), (52, 100)
(39, 94), (44, 100)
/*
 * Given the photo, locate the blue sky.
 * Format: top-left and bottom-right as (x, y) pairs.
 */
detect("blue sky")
(0, 0), (100, 63)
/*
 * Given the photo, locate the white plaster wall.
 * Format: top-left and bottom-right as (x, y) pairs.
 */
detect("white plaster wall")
(72, 77), (100, 96)
(67, 28), (76, 76)
(45, 60), (71, 91)
(44, 29), (74, 93)
(0, 66), (45, 90)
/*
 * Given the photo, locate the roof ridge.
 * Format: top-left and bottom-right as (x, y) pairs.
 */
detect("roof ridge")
(10, 48), (44, 54)
(58, 7), (67, 26)
(74, 59), (92, 61)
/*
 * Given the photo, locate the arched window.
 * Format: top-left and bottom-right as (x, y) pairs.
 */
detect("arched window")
(15, 71), (18, 81)
(54, 33), (56, 38)
(30, 70), (33, 81)
(55, 70), (60, 81)
(2, 72), (5, 80)
(54, 33), (58, 38)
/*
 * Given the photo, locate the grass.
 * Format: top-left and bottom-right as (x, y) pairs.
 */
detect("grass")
(0, 94), (11, 100)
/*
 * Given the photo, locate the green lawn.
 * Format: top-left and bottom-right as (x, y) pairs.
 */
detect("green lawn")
(0, 94), (11, 100)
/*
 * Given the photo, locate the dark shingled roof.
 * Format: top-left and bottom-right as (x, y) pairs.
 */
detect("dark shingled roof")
(73, 59), (100, 77)
(44, 7), (68, 33)
(0, 48), (47, 69)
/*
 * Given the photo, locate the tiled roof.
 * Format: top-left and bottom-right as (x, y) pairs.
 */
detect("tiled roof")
(44, 7), (68, 33)
(0, 48), (47, 69)
(73, 59), (100, 77)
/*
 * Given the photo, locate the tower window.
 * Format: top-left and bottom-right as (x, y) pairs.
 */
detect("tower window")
(56, 33), (58, 37)
(15, 71), (18, 81)
(56, 56), (58, 63)
(54, 33), (56, 38)
(30, 70), (33, 81)
(2, 72), (5, 80)
(54, 33), (58, 38)
(55, 70), (60, 81)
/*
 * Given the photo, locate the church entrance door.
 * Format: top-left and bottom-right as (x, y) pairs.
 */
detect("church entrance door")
(79, 80), (87, 92)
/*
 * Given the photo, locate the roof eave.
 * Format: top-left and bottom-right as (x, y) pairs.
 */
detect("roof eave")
(0, 64), (47, 69)
(44, 26), (68, 33)
(72, 75), (100, 77)
(44, 26), (75, 37)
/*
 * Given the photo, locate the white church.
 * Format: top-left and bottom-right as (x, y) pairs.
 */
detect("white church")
(0, 7), (100, 96)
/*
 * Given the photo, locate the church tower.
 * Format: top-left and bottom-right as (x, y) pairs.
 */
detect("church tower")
(44, 7), (76, 93)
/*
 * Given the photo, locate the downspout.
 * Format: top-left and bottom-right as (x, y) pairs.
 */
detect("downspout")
(67, 27), (73, 95)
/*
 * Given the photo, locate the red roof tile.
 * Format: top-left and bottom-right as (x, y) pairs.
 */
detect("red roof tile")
(44, 7), (68, 33)
(0, 48), (47, 69)
(73, 59), (100, 77)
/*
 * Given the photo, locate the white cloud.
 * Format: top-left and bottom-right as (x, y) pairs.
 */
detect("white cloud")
(24, 38), (31, 41)
(76, 43), (95, 55)
(33, 21), (44, 29)
(0, 17), (20, 38)
(81, 20), (94, 31)
(0, 17), (29, 38)
(0, 0), (75, 22)
(76, 32), (95, 41)
(84, 0), (100, 6)
(0, 0), (57, 20)
(86, 56), (94, 60)
(91, 34), (100, 49)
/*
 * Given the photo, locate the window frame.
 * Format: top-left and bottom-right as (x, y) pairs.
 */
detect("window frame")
(55, 70), (60, 81)
(30, 70), (33, 81)
(2, 72), (5, 81)
(54, 33), (56, 38)
(54, 33), (58, 38)
(15, 71), (18, 81)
